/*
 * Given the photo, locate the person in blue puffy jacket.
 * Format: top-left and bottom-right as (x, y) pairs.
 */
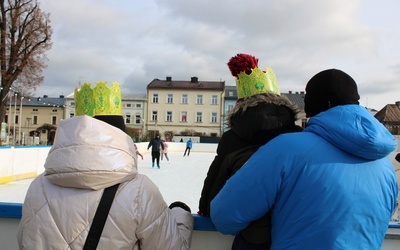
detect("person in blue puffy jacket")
(211, 69), (398, 250)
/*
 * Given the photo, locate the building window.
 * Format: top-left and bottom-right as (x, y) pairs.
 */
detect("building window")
(228, 91), (233, 97)
(181, 111), (187, 122)
(152, 111), (158, 121)
(197, 95), (203, 104)
(181, 94), (188, 104)
(4, 115), (8, 123)
(135, 114), (141, 124)
(70, 102), (75, 107)
(211, 112), (218, 123)
(69, 113), (74, 118)
(211, 95), (218, 105)
(152, 93), (159, 103)
(136, 103), (142, 108)
(52, 109), (58, 112)
(33, 108), (38, 112)
(196, 112), (202, 123)
(166, 111), (173, 122)
(167, 94), (173, 104)
(227, 104), (234, 112)
(33, 116), (38, 125)
(126, 103), (132, 108)
(125, 114), (131, 124)
(15, 115), (19, 124)
(52, 116), (57, 125)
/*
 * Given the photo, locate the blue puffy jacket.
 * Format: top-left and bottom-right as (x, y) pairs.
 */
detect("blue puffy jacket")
(211, 105), (398, 249)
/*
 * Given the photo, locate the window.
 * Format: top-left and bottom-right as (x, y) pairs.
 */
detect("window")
(228, 91), (234, 97)
(211, 95), (218, 105)
(227, 104), (234, 112)
(135, 114), (141, 124)
(4, 115), (8, 123)
(197, 95), (203, 104)
(33, 108), (38, 112)
(152, 111), (158, 121)
(181, 111), (187, 122)
(181, 94), (188, 104)
(33, 116), (38, 125)
(70, 102), (75, 107)
(136, 103), (142, 108)
(211, 112), (218, 123)
(69, 113), (74, 118)
(196, 112), (202, 122)
(15, 115), (19, 124)
(52, 109), (58, 112)
(125, 114), (131, 124)
(167, 94), (173, 104)
(52, 116), (57, 125)
(126, 103), (132, 108)
(166, 111), (173, 122)
(152, 93), (159, 103)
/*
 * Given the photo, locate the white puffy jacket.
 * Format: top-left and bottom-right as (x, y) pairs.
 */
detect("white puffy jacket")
(17, 115), (193, 249)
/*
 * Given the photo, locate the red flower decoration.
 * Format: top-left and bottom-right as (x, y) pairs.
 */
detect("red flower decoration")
(227, 53), (259, 78)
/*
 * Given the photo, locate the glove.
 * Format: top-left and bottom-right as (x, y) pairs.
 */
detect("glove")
(169, 201), (191, 213)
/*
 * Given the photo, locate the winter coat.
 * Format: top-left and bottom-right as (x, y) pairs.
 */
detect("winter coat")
(17, 115), (193, 250)
(211, 105), (398, 250)
(186, 140), (192, 149)
(148, 137), (164, 152)
(199, 93), (302, 245)
(161, 141), (169, 153)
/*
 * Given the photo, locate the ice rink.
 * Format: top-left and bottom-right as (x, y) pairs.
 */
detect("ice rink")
(0, 151), (215, 213)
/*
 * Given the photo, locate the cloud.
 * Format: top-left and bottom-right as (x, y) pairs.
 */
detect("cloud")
(34, 0), (400, 110)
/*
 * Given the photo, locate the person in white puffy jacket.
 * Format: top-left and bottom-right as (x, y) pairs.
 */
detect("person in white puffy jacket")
(17, 115), (194, 249)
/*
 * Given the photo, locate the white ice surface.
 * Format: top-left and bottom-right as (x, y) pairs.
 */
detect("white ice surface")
(0, 151), (215, 213)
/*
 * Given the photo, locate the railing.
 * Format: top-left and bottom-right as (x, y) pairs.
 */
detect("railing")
(1, 202), (399, 250)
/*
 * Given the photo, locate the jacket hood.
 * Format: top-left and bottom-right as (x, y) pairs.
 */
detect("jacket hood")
(228, 93), (301, 143)
(44, 115), (137, 190)
(304, 105), (396, 160)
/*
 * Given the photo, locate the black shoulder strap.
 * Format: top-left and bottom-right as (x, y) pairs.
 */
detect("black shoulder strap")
(83, 183), (120, 250)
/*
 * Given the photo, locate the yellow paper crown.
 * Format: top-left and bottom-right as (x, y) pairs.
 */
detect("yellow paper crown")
(74, 81), (122, 116)
(236, 67), (280, 99)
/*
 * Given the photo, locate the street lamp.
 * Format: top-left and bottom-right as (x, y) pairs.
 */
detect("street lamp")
(18, 96), (24, 145)
(13, 93), (17, 145)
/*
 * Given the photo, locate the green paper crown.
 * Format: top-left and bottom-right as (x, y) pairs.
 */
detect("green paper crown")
(74, 81), (122, 116)
(236, 67), (280, 99)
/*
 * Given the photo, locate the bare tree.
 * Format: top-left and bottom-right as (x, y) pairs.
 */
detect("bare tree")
(0, 0), (52, 126)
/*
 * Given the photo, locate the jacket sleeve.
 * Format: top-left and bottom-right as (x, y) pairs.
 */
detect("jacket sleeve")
(136, 176), (194, 250)
(210, 142), (282, 235)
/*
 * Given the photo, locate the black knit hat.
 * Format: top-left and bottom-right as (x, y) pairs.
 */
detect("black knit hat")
(304, 69), (360, 117)
(94, 115), (126, 132)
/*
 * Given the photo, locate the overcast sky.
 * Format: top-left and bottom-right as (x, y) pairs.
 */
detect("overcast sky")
(35, 0), (400, 110)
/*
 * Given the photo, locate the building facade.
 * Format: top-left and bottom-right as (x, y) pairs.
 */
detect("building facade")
(146, 76), (225, 139)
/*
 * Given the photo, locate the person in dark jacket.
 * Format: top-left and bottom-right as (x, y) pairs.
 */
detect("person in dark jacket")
(183, 138), (192, 156)
(147, 133), (164, 169)
(198, 53), (302, 250)
(211, 69), (398, 250)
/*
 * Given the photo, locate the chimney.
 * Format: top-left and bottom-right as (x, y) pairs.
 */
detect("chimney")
(43, 95), (48, 98)
(191, 76), (198, 83)
(166, 76), (172, 81)
(288, 90), (292, 94)
(59, 95), (64, 98)
(395, 101), (400, 108)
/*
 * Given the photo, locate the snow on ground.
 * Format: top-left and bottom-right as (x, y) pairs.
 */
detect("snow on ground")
(0, 151), (215, 213)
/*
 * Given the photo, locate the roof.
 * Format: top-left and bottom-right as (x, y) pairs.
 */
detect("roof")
(374, 103), (400, 124)
(224, 85), (237, 100)
(6, 95), (65, 108)
(147, 77), (225, 91)
(283, 92), (305, 110)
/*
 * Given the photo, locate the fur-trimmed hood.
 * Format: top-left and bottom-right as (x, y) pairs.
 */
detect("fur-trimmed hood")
(227, 93), (301, 144)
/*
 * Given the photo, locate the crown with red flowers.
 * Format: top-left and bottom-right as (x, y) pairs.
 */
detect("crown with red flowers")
(227, 53), (280, 99)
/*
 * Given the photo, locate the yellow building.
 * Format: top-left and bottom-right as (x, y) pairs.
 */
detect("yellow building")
(146, 76), (225, 139)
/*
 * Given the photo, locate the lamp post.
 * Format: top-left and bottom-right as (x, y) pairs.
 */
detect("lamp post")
(13, 93), (17, 145)
(8, 92), (12, 138)
(18, 97), (24, 145)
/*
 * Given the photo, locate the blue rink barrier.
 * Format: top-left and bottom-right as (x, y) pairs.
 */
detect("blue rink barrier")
(0, 202), (218, 230)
